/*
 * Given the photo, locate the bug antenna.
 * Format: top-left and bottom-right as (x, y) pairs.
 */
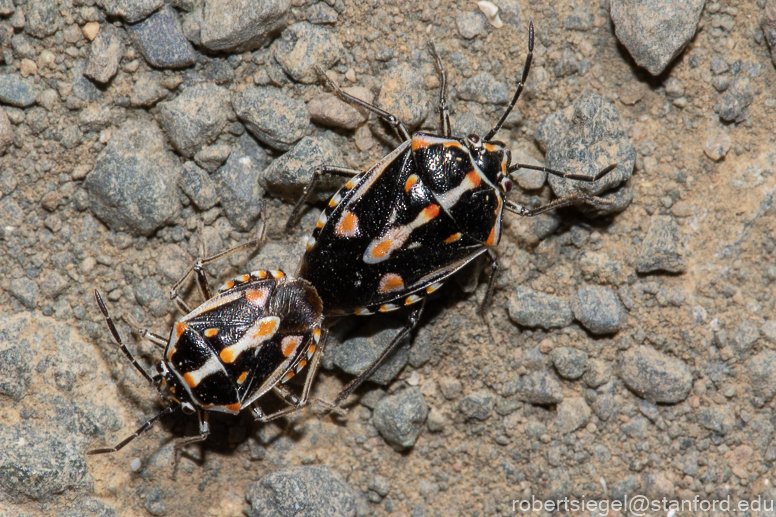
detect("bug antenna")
(484, 21), (534, 142)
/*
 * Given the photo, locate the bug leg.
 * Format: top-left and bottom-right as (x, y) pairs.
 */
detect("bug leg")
(284, 165), (363, 233)
(313, 65), (411, 141)
(333, 300), (426, 408)
(172, 411), (209, 480)
(484, 21), (534, 142)
(169, 217), (267, 306)
(94, 290), (156, 384)
(508, 162), (617, 183)
(478, 249), (500, 318)
(428, 42), (451, 137)
(505, 194), (614, 218)
(87, 406), (178, 456)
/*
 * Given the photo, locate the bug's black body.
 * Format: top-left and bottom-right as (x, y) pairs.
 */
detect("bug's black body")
(287, 22), (614, 407)
(301, 133), (510, 316)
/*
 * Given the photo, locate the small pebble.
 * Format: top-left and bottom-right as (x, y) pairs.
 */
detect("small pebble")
(372, 388), (428, 450)
(619, 345), (692, 403)
(551, 347), (588, 380)
(704, 130), (731, 161)
(508, 286), (573, 329)
(572, 285), (623, 335)
(82, 21), (100, 41)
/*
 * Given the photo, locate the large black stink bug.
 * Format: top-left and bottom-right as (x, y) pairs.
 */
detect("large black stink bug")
(88, 229), (335, 472)
(286, 22), (615, 406)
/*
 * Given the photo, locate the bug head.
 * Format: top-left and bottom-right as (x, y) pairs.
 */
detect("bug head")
(153, 361), (197, 414)
(464, 134), (512, 194)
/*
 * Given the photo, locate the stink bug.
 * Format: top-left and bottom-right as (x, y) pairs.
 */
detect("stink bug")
(88, 227), (335, 472)
(286, 23), (616, 406)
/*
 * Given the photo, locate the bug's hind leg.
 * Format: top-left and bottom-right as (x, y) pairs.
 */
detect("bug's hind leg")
(88, 406), (178, 456)
(172, 411), (210, 480)
(504, 194), (614, 218)
(332, 300), (426, 408)
(428, 42), (451, 137)
(285, 166), (363, 233)
(313, 65), (410, 141)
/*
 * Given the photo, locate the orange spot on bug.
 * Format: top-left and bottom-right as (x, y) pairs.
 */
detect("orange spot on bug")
(312, 329), (321, 343)
(223, 281), (235, 290)
(443, 141), (461, 149)
(255, 318), (279, 339)
(175, 323), (187, 338)
(467, 171), (481, 188)
(424, 204), (440, 220)
(378, 273), (405, 293)
(484, 143), (497, 152)
(444, 232), (461, 243)
(336, 211), (359, 237)
(307, 344), (316, 356)
(204, 328), (218, 338)
(167, 346), (176, 362)
(404, 175), (418, 192)
(226, 402), (241, 412)
(411, 135), (432, 151)
(219, 349), (236, 363)
(297, 359), (307, 371)
(245, 288), (269, 307)
(237, 371), (248, 384)
(283, 371), (294, 382)
(281, 336), (303, 358)
(183, 373), (197, 388)
(370, 239), (394, 259)
(345, 178), (357, 189)
(486, 225), (497, 246)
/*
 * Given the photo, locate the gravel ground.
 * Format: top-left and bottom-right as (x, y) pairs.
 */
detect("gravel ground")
(2, 0), (776, 516)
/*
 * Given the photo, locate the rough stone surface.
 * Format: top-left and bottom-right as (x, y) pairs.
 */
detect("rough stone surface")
(458, 390), (494, 421)
(129, 6), (198, 69)
(0, 106), (12, 155)
(232, 86), (309, 151)
(746, 351), (776, 402)
(717, 77), (754, 124)
(610, 0), (705, 75)
(511, 371), (564, 405)
(456, 11), (486, 39)
(571, 286), (623, 335)
(619, 345), (692, 404)
(307, 87), (371, 129)
(556, 398), (591, 434)
(85, 119), (181, 235)
(376, 62), (429, 128)
(24, 0), (59, 38)
(508, 287), (574, 329)
(159, 83), (230, 157)
(457, 72), (509, 104)
(551, 347), (587, 380)
(84, 25), (124, 84)
(194, 143), (231, 173)
(0, 74), (37, 107)
(536, 92), (636, 216)
(98, 0), (163, 23)
(179, 161), (219, 210)
(273, 23), (344, 83)
(704, 129), (731, 161)
(327, 317), (410, 386)
(130, 71), (168, 107)
(763, 0), (776, 67)
(372, 388), (428, 450)
(260, 136), (344, 203)
(245, 465), (357, 517)
(201, 0), (289, 53)
(636, 216), (686, 273)
(211, 133), (269, 231)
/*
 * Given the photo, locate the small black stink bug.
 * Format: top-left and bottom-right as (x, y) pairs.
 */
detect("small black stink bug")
(88, 230), (334, 471)
(286, 23), (615, 406)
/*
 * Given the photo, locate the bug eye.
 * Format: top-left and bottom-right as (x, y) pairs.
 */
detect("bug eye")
(500, 178), (512, 192)
(467, 134), (481, 145)
(181, 402), (196, 415)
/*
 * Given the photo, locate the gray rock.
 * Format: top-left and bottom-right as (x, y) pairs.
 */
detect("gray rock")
(583, 359), (611, 388)
(130, 71), (168, 107)
(71, 61), (103, 102)
(194, 143), (231, 173)
(84, 24), (124, 84)
(697, 405), (735, 435)
(307, 87), (371, 130)
(39, 271), (69, 299)
(260, 136), (344, 203)
(507, 286), (573, 329)
(703, 129), (731, 161)
(0, 346), (32, 401)
(746, 351), (776, 402)
(0, 196), (23, 227)
(372, 388), (428, 450)
(458, 72), (509, 105)
(556, 397), (591, 434)
(635, 216), (686, 273)
(590, 388), (616, 421)
(438, 377), (462, 400)
(245, 465), (357, 517)
(621, 416), (648, 439)
(273, 22), (344, 84)
(129, 6), (198, 69)
(0, 74), (37, 107)
(134, 276), (169, 317)
(762, 320), (776, 344)
(763, 0), (776, 67)
(57, 498), (118, 517)
(24, 0), (59, 38)
(212, 133), (268, 231)
(201, 0), (289, 53)
(458, 390), (494, 420)
(551, 347), (587, 380)
(512, 371), (564, 404)
(98, 0), (164, 23)
(9, 278), (38, 309)
(619, 345), (692, 403)
(563, 8), (593, 31)
(327, 317), (410, 386)
(535, 92), (635, 216)
(179, 162), (219, 210)
(232, 86), (309, 151)
(451, 112), (490, 139)
(159, 83), (230, 157)
(157, 243), (192, 283)
(638, 400), (660, 422)
(731, 321), (760, 355)
(718, 77), (754, 123)
(456, 11), (486, 39)
(0, 107), (12, 156)
(307, 3), (338, 24)
(85, 119), (181, 236)
(511, 154), (546, 190)
(376, 62), (429, 128)
(610, 0), (704, 76)
(572, 286), (623, 335)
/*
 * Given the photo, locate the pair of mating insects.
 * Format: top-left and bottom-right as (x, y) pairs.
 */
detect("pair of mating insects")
(89, 24), (616, 467)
